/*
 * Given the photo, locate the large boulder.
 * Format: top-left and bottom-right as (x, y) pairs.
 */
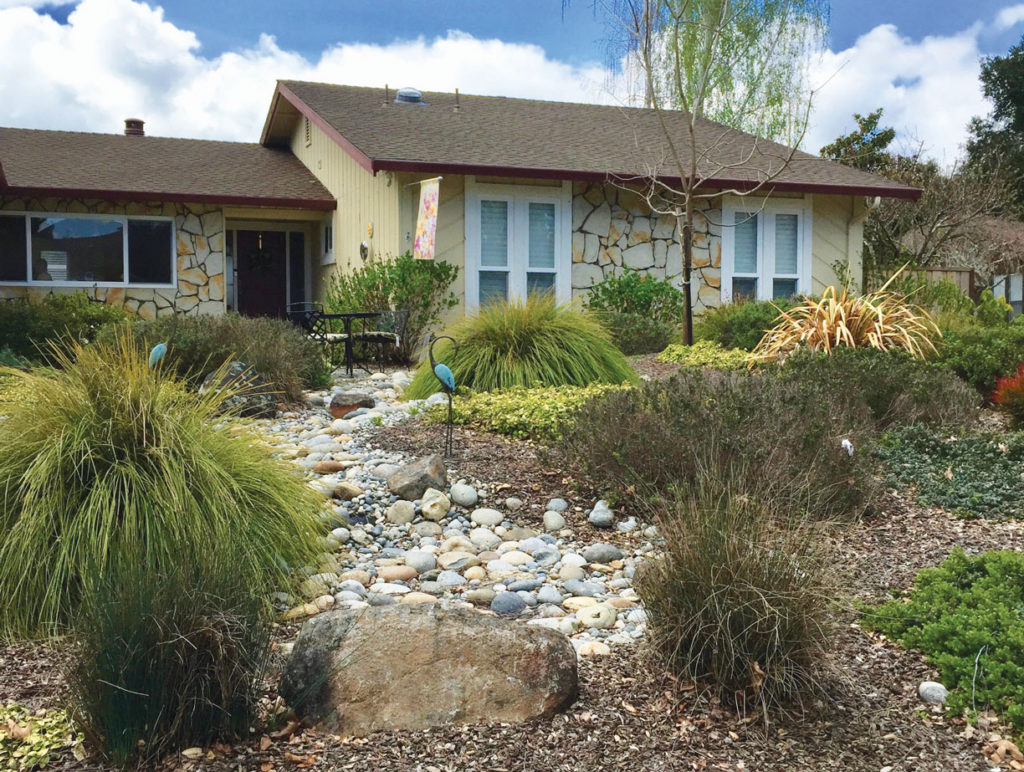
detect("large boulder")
(199, 361), (277, 418)
(387, 455), (446, 501)
(280, 605), (577, 736)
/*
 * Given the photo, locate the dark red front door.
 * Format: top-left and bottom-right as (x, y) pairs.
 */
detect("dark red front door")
(236, 230), (287, 317)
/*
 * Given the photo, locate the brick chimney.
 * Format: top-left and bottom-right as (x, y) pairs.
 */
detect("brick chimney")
(124, 118), (145, 136)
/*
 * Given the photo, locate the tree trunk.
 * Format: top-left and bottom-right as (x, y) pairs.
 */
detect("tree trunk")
(680, 208), (694, 346)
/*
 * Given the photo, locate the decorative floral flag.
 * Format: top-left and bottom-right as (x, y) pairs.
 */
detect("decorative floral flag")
(413, 178), (439, 260)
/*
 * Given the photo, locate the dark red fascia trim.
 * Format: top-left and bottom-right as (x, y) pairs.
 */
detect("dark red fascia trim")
(0, 186), (336, 211)
(262, 83), (375, 174)
(371, 159), (923, 201)
(0, 159), (7, 188)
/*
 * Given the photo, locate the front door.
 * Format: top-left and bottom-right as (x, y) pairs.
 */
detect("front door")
(235, 230), (287, 317)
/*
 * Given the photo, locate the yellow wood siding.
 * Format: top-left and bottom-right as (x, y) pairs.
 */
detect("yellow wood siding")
(811, 194), (865, 293)
(287, 119), (400, 301)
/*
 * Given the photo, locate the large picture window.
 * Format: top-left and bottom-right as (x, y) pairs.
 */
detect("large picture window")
(0, 212), (175, 287)
(721, 198), (811, 302)
(465, 180), (571, 309)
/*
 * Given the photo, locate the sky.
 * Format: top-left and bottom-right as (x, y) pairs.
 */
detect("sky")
(1, 0), (1023, 164)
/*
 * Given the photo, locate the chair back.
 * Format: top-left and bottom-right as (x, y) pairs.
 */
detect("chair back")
(286, 302), (324, 335)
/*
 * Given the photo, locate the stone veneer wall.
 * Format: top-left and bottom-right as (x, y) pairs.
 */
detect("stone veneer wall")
(570, 182), (722, 312)
(0, 198), (225, 319)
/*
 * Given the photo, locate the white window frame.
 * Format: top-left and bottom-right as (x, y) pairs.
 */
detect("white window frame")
(720, 196), (813, 303)
(0, 210), (177, 289)
(464, 178), (572, 310)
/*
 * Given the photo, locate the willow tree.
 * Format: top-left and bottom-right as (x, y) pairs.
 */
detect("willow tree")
(587, 0), (828, 342)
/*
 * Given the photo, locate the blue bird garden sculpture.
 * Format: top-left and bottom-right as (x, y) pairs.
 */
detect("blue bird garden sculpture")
(428, 334), (457, 457)
(148, 342), (168, 369)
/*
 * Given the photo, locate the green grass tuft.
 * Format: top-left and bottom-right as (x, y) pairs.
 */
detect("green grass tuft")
(0, 336), (323, 638)
(403, 293), (637, 399)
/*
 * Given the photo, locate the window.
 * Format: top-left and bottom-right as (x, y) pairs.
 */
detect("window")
(465, 180), (570, 308)
(722, 199), (811, 302)
(320, 221), (334, 265)
(0, 211), (175, 287)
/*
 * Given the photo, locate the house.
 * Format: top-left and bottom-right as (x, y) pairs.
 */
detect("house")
(0, 82), (919, 320)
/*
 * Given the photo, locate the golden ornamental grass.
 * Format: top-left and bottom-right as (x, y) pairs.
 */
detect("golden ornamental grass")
(749, 283), (941, 363)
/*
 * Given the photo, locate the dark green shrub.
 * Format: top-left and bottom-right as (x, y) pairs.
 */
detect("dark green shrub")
(0, 293), (129, 363)
(0, 336), (322, 637)
(561, 368), (877, 520)
(100, 313), (330, 402)
(656, 340), (749, 370)
(877, 426), (1024, 519)
(776, 347), (979, 430)
(862, 548), (1024, 731)
(888, 275), (975, 315)
(404, 294), (636, 399)
(325, 252), (459, 362)
(936, 324), (1024, 396)
(69, 557), (272, 767)
(638, 484), (833, 712)
(594, 311), (674, 354)
(0, 346), (30, 369)
(424, 383), (630, 441)
(694, 298), (793, 351)
(584, 267), (684, 320)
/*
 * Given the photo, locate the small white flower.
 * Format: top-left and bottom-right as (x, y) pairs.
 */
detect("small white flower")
(841, 438), (855, 456)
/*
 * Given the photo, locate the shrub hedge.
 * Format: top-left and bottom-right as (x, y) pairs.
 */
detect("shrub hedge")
(0, 293), (129, 364)
(694, 299), (792, 351)
(424, 383), (630, 442)
(936, 324), (1024, 397)
(656, 340), (750, 370)
(560, 368), (877, 520)
(100, 313), (330, 402)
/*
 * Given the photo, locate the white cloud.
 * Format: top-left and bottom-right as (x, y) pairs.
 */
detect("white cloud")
(995, 4), (1024, 30)
(0, 0), (1009, 167)
(805, 23), (990, 165)
(0, 0), (54, 8)
(0, 0), (613, 141)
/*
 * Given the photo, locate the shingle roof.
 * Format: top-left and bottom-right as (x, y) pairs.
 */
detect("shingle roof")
(270, 81), (919, 200)
(0, 127), (335, 209)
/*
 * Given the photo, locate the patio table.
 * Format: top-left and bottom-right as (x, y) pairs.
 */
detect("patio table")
(321, 311), (381, 377)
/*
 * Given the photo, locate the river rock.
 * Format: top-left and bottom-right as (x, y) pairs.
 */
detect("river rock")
(450, 482), (479, 508)
(543, 510), (567, 531)
(386, 500), (416, 525)
(421, 488), (452, 521)
(329, 391), (375, 419)
(388, 455), (447, 501)
(280, 605), (577, 735)
(587, 500), (614, 528)
(583, 543), (623, 564)
(471, 508), (504, 527)
(918, 681), (949, 704)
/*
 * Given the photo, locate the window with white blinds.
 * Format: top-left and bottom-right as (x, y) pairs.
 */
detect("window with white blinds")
(723, 201), (809, 302)
(466, 182), (569, 308)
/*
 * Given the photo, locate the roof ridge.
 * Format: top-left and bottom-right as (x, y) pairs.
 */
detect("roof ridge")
(0, 126), (263, 148)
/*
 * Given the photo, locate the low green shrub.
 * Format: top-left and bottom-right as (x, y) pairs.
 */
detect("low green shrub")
(694, 298), (793, 351)
(0, 293), (129, 364)
(69, 558), (271, 767)
(862, 548), (1024, 731)
(100, 313), (330, 402)
(638, 483), (833, 712)
(889, 276), (975, 316)
(0, 336), (322, 637)
(404, 294), (636, 399)
(0, 346), (31, 369)
(0, 703), (82, 771)
(325, 252), (460, 362)
(560, 368), (877, 520)
(595, 311), (675, 355)
(425, 383), (630, 441)
(584, 267), (685, 321)
(776, 348), (979, 430)
(994, 365), (1024, 429)
(878, 427), (1024, 519)
(656, 340), (749, 370)
(936, 324), (1024, 396)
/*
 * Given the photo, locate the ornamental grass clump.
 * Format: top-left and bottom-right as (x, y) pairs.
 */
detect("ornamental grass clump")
(68, 557), (272, 767)
(0, 336), (322, 638)
(637, 482), (834, 714)
(404, 293), (636, 398)
(749, 283), (940, 363)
